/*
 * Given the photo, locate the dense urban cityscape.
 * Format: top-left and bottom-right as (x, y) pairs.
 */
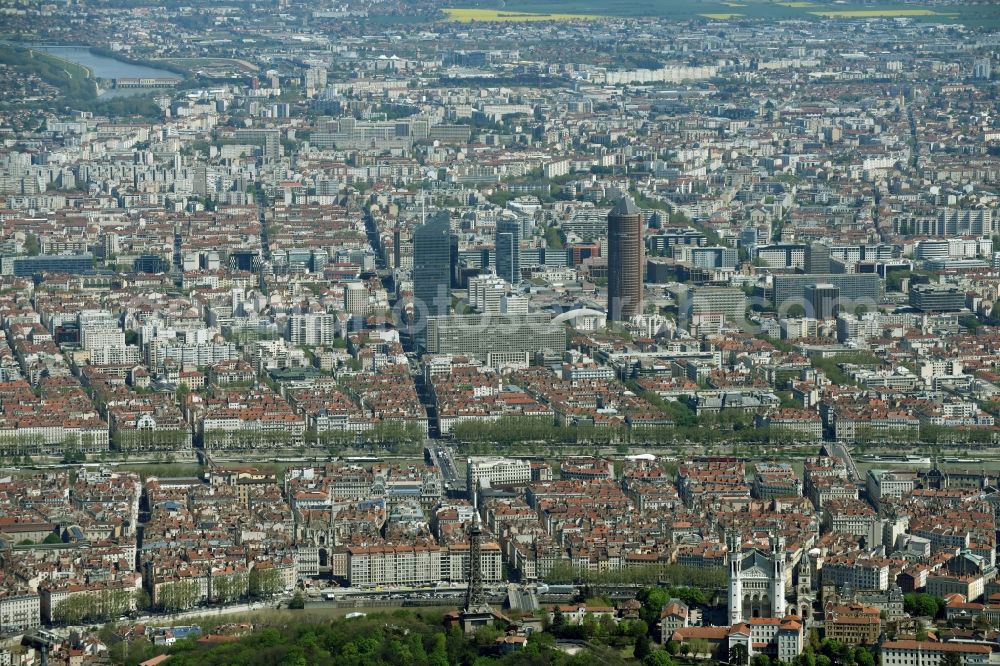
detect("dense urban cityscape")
(1, 0), (1000, 664)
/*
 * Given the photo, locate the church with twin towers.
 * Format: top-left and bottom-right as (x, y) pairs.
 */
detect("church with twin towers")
(727, 532), (814, 626)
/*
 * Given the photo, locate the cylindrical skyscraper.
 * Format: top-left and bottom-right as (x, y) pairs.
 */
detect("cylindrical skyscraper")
(607, 196), (644, 321)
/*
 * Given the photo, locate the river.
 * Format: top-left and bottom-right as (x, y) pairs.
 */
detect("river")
(31, 45), (180, 96)
(34, 46), (180, 80)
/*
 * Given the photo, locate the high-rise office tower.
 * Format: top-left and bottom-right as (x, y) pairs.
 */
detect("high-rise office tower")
(495, 218), (521, 284)
(806, 283), (840, 320)
(607, 196), (644, 321)
(412, 211), (452, 325)
(805, 242), (831, 274)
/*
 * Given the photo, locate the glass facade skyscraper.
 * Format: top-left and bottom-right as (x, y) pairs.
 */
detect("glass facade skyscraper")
(495, 218), (521, 284)
(412, 212), (452, 351)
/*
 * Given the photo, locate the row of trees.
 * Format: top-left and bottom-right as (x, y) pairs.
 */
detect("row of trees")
(0, 433), (87, 457)
(451, 414), (812, 448)
(169, 378), (988, 454)
(309, 421), (425, 449)
(111, 428), (191, 452)
(248, 568), (285, 598)
(52, 588), (135, 624)
(918, 424), (997, 445)
(447, 378), (812, 448)
(452, 417), (634, 446)
(156, 580), (202, 612)
(849, 424), (990, 446)
(210, 573), (248, 605)
(155, 568), (285, 611)
(545, 561), (727, 589)
(202, 429), (293, 450)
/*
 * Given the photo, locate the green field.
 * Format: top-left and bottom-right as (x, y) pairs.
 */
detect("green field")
(444, 0), (1000, 26)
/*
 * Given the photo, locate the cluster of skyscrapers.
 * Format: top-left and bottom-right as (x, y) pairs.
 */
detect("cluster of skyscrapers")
(411, 195), (646, 342)
(408, 196), (647, 363)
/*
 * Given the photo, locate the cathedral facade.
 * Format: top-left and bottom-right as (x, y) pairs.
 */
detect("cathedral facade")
(727, 533), (787, 625)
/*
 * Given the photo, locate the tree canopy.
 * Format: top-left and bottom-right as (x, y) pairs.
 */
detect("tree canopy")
(160, 611), (628, 666)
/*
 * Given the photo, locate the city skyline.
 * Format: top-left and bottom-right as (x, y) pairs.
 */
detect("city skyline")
(1, 2), (1000, 664)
